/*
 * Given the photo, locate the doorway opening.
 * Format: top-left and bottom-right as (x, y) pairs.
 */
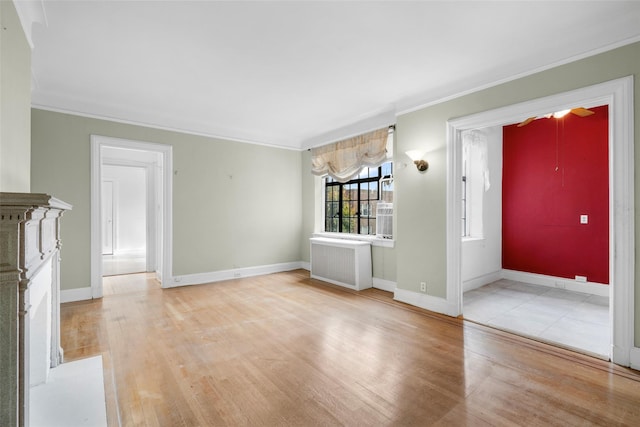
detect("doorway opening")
(101, 163), (148, 276)
(459, 110), (610, 358)
(446, 77), (634, 367)
(91, 135), (173, 298)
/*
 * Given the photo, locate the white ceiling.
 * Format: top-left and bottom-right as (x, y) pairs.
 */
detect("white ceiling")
(23, 1), (640, 150)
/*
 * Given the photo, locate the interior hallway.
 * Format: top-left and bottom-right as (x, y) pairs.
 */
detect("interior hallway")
(464, 279), (609, 359)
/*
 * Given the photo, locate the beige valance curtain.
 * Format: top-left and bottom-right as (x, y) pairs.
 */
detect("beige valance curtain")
(311, 127), (390, 182)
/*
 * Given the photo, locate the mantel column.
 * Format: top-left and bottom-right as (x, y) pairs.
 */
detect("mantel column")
(0, 193), (71, 427)
(0, 205), (29, 427)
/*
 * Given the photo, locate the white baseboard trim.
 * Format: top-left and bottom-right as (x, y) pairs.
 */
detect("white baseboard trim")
(60, 287), (93, 303)
(63, 261), (308, 300)
(393, 288), (458, 317)
(629, 347), (640, 371)
(501, 269), (609, 297)
(373, 278), (396, 292)
(168, 261), (306, 288)
(463, 270), (502, 292)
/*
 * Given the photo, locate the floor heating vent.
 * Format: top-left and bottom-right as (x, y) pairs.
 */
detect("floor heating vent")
(309, 237), (372, 291)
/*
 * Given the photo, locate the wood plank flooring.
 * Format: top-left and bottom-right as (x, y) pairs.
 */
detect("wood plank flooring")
(61, 270), (640, 426)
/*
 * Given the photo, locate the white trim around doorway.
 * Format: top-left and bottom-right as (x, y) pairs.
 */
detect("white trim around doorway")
(446, 76), (635, 367)
(90, 135), (174, 298)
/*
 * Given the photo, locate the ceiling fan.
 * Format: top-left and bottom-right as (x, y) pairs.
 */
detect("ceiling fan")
(517, 107), (595, 127)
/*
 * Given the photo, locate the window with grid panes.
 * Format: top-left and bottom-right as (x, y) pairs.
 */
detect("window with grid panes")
(324, 162), (393, 235)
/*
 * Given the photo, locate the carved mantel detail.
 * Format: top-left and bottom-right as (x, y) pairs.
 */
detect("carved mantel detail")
(0, 193), (72, 427)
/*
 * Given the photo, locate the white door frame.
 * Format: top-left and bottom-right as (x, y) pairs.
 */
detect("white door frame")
(446, 76), (634, 366)
(90, 135), (173, 297)
(101, 179), (115, 255)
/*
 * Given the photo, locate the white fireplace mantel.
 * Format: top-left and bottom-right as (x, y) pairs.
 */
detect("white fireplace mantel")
(0, 192), (72, 427)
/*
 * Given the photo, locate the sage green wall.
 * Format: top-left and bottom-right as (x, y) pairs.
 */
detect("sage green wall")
(31, 109), (302, 290)
(0, 1), (31, 192)
(371, 245), (396, 283)
(394, 42), (640, 342)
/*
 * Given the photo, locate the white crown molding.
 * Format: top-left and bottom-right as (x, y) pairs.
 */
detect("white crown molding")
(396, 35), (640, 117)
(301, 108), (396, 150)
(12, 0), (47, 49)
(29, 30), (640, 152)
(32, 103), (303, 151)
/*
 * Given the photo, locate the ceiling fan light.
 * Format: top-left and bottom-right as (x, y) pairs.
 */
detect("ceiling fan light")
(553, 109), (571, 119)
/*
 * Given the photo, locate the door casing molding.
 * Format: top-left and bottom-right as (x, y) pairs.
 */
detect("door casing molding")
(446, 76), (635, 366)
(90, 135), (173, 297)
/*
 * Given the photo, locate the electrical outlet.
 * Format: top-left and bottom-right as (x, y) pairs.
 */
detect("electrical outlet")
(575, 275), (587, 282)
(420, 282), (427, 292)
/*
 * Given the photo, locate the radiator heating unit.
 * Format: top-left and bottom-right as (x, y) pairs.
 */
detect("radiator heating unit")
(309, 237), (372, 291)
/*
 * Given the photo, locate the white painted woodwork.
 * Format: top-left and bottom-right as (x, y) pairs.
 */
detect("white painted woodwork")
(310, 237), (372, 291)
(90, 135), (173, 296)
(446, 76), (635, 367)
(22, 2), (640, 149)
(0, 192), (71, 427)
(461, 126), (502, 291)
(101, 180), (114, 255)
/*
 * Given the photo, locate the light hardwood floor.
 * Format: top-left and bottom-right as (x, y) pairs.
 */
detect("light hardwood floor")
(61, 270), (640, 426)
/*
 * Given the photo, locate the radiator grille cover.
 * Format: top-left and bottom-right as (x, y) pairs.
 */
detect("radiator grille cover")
(311, 244), (355, 286)
(309, 237), (372, 291)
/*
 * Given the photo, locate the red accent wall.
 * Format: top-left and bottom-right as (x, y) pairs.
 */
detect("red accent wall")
(502, 105), (609, 284)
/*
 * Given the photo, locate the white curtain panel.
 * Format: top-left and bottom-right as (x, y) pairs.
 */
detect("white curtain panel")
(311, 127), (389, 182)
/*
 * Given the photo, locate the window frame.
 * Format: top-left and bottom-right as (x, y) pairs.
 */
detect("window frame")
(322, 162), (393, 237)
(461, 133), (485, 240)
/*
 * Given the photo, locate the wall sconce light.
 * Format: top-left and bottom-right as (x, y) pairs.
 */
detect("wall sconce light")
(405, 150), (429, 172)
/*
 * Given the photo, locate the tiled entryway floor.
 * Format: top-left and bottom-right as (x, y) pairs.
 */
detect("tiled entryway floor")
(463, 279), (610, 359)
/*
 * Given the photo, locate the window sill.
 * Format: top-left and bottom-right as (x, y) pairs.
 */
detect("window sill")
(313, 232), (395, 248)
(462, 236), (485, 243)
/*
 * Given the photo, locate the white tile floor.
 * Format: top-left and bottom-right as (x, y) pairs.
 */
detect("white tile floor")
(463, 279), (610, 359)
(102, 251), (146, 276)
